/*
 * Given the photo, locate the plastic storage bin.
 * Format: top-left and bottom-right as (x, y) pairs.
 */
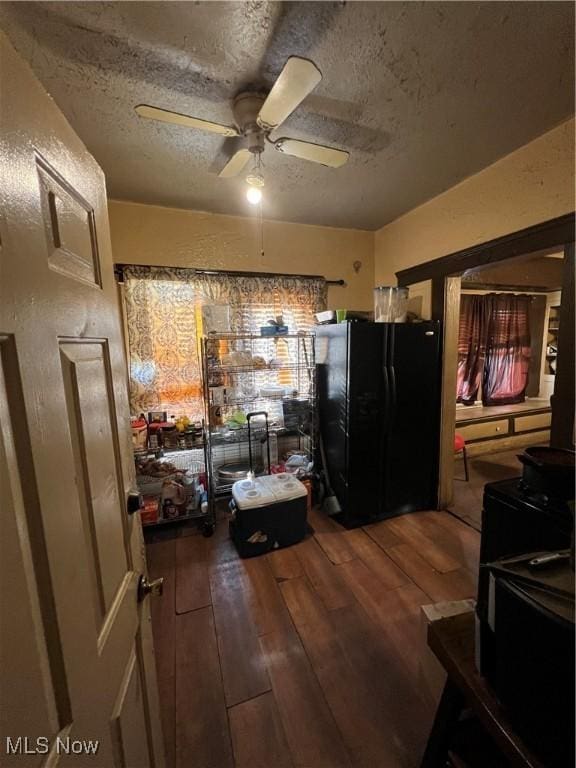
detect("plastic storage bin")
(374, 286), (408, 322)
(229, 473), (308, 557)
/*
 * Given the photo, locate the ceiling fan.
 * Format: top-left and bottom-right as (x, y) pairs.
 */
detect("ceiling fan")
(135, 56), (349, 178)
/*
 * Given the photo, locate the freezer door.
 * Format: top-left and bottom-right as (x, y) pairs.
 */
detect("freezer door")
(384, 322), (441, 516)
(316, 324), (350, 510)
(347, 323), (388, 519)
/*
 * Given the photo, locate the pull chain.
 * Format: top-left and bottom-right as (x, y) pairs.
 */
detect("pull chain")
(257, 153), (264, 259)
(259, 199), (264, 259)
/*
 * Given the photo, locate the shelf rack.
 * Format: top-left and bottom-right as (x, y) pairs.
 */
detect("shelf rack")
(545, 305), (560, 374)
(135, 440), (216, 535)
(201, 333), (316, 501)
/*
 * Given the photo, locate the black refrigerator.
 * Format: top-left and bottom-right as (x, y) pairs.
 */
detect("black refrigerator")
(316, 321), (441, 525)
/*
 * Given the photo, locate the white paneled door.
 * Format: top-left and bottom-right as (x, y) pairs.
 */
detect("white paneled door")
(0, 32), (165, 767)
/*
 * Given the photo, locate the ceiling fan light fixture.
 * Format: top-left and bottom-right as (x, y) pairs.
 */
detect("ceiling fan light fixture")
(136, 56), (349, 184)
(246, 186), (263, 205)
(246, 154), (264, 205)
(245, 172), (265, 188)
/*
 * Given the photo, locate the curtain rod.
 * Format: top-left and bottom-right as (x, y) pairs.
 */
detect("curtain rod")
(114, 263), (345, 287)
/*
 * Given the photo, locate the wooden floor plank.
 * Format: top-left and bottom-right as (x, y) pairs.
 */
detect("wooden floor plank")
(407, 511), (480, 574)
(331, 599), (434, 765)
(440, 567), (478, 599)
(147, 508), (481, 768)
(281, 576), (414, 768)
(422, 511), (481, 573)
(343, 528), (409, 590)
(175, 533), (211, 614)
(449, 444), (529, 530)
(363, 520), (403, 549)
(175, 607), (233, 768)
(308, 505), (342, 533)
(413, 512), (480, 571)
(338, 557), (429, 685)
(267, 546), (304, 581)
(209, 555), (271, 707)
(259, 628), (352, 768)
(314, 530), (357, 565)
(386, 542), (476, 603)
(383, 515), (463, 573)
(229, 692), (294, 768)
(146, 539), (176, 768)
(242, 555), (294, 636)
(293, 536), (353, 610)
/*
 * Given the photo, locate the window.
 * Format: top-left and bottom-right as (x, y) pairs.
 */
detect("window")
(122, 266), (326, 418)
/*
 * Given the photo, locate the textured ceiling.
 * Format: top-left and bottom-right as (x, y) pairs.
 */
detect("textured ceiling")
(1, 1), (574, 230)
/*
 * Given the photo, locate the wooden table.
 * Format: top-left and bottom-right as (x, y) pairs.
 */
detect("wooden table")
(420, 612), (545, 768)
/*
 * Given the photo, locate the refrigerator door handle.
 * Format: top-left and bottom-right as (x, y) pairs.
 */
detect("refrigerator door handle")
(378, 354), (390, 517)
(379, 327), (395, 518)
(382, 362), (390, 432)
(389, 365), (397, 420)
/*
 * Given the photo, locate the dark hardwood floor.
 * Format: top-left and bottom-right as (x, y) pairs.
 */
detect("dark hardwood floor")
(451, 447), (527, 530)
(146, 506), (480, 768)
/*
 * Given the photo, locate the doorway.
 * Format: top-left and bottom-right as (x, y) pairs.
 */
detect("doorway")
(450, 249), (563, 528)
(396, 214), (575, 521)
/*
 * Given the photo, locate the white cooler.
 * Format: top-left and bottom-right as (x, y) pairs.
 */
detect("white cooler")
(230, 474), (308, 557)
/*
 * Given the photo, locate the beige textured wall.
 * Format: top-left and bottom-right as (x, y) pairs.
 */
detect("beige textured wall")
(108, 200), (375, 311)
(375, 119), (575, 286)
(109, 119), (574, 313)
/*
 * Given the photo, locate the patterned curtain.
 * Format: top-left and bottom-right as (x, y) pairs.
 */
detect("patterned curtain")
(483, 294), (531, 406)
(456, 295), (488, 405)
(123, 266), (327, 418)
(456, 293), (532, 407)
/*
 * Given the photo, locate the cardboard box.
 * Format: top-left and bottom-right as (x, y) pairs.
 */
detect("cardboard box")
(131, 423), (148, 450)
(140, 497), (159, 525)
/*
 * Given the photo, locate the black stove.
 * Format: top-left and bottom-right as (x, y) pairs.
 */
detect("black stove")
(476, 477), (575, 767)
(489, 475), (573, 513)
(480, 476), (573, 569)
(477, 476), (573, 676)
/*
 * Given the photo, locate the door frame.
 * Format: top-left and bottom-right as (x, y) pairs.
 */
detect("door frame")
(397, 212), (575, 509)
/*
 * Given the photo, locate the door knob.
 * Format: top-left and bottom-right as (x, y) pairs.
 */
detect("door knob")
(127, 490), (143, 515)
(138, 574), (164, 602)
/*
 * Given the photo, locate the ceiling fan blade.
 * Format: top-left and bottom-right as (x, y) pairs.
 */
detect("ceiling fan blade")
(257, 57), (322, 131)
(218, 148), (252, 178)
(135, 104), (239, 137)
(274, 138), (349, 168)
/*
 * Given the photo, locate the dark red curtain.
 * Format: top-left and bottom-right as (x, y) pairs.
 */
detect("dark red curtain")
(456, 295), (488, 405)
(483, 294), (531, 405)
(457, 293), (532, 406)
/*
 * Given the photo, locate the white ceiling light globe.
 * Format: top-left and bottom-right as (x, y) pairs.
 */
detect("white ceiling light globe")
(246, 186), (262, 205)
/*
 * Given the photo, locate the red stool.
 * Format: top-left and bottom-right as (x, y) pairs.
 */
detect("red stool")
(454, 432), (469, 481)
